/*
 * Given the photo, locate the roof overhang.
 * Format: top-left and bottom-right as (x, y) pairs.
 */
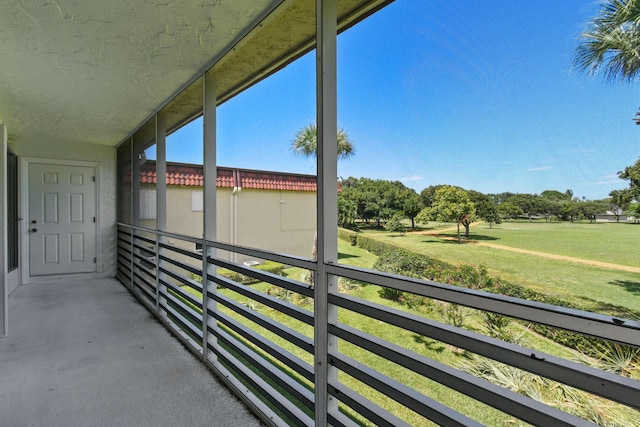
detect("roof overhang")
(0, 0), (392, 149)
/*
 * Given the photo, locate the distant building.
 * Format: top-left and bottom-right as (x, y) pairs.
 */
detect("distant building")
(136, 161), (317, 263)
(595, 211), (628, 222)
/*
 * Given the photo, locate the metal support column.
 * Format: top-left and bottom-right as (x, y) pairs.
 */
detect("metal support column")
(315, 0), (339, 425)
(156, 114), (167, 315)
(1, 123), (8, 337)
(203, 71), (217, 363)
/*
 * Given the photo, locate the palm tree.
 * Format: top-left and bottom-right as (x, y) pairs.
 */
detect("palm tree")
(292, 124), (355, 280)
(573, 0), (640, 82)
(291, 123), (355, 159)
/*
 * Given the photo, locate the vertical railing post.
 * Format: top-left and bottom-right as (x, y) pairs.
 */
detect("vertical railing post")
(203, 70), (218, 364)
(315, 0), (339, 425)
(201, 240), (209, 358)
(156, 114), (168, 318)
(131, 136), (141, 292)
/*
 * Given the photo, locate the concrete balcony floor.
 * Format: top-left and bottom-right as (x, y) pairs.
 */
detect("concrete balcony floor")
(0, 277), (263, 427)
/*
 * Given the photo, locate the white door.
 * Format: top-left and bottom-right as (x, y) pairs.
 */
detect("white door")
(29, 163), (97, 276)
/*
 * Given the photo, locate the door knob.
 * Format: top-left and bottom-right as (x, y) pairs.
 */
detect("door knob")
(31, 228), (37, 233)
(31, 220), (37, 224)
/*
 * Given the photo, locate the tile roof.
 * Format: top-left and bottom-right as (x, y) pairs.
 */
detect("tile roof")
(138, 161), (317, 192)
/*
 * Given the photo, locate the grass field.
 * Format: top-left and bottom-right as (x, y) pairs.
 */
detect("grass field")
(455, 221), (639, 267)
(354, 221), (640, 318)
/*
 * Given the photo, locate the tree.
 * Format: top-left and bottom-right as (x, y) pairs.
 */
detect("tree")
(400, 188), (423, 229)
(580, 200), (609, 223)
(497, 202), (523, 220)
(292, 124), (355, 267)
(337, 195), (358, 229)
(626, 201), (640, 222)
(506, 194), (542, 222)
(574, 0), (640, 82)
(477, 200), (502, 228)
(291, 123), (355, 159)
(419, 186), (476, 243)
(608, 189), (632, 221)
(619, 156), (640, 198)
(541, 189), (572, 201)
(420, 184), (449, 208)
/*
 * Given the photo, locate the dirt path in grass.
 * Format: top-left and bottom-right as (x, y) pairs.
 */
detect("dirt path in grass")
(410, 225), (640, 274)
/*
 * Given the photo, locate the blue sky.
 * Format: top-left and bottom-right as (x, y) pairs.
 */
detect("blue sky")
(164, 0), (640, 201)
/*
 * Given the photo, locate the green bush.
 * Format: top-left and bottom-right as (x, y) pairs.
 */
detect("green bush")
(338, 228), (358, 246)
(217, 261), (286, 285)
(369, 248), (624, 354)
(384, 215), (406, 234)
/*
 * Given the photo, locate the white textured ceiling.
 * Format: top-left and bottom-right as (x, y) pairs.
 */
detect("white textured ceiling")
(0, 0), (277, 146)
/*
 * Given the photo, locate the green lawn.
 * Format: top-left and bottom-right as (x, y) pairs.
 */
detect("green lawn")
(462, 221), (640, 267)
(355, 224), (640, 318)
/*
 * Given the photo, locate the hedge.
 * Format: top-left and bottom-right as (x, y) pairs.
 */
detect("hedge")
(340, 229), (631, 356)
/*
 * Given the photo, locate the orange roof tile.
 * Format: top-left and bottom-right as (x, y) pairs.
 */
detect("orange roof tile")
(137, 161), (318, 192)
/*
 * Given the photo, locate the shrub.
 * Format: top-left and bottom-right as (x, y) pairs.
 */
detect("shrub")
(384, 215), (406, 234)
(437, 302), (474, 328)
(338, 228), (358, 246)
(216, 260), (286, 285)
(378, 286), (404, 301)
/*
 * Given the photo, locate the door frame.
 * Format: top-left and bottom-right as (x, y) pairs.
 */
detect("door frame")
(6, 145), (20, 295)
(20, 157), (101, 283)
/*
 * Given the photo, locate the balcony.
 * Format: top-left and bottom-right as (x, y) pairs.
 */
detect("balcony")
(112, 223), (640, 426)
(0, 276), (262, 427)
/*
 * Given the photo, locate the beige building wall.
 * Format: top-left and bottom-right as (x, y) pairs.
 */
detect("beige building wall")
(141, 184), (316, 265)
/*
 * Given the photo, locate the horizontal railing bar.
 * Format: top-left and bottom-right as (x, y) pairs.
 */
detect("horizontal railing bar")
(209, 257), (314, 298)
(149, 227), (203, 245)
(330, 323), (594, 426)
(117, 239), (132, 249)
(210, 344), (313, 427)
(211, 274), (314, 326)
(132, 286), (157, 313)
(158, 266), (203, 294)
(132, 271), (156, 294)
(160, 290), (203, 327)
(132, 282), (156, 306)
(116, 232), (132, 241)
(216, 328), (315, 412)
(330, 353), (482, 427)
(206, 240), (316, 271)
(159, 278), (203, 311)
(210, 311), (314, 383)
(327, 383), (411, 427)
(159, 242), (202, 262)
(132, 243), (155, 258)
(119, 222), (316, 270)
(208, 296), (314, 356)
(331, 293), (640, 409)
(132, 257), (156, 279)
(132, 280), (156, 308)
(205, 359), (287, 427)
(159, 254), (202, 278)
(133, 234), (155, 246)
(117, 258), (132, 272)
(326, 263), (640, 347)
(159, 300), (204, 342)
(117, 245), (132, 257)
(116, 273), (130, 286)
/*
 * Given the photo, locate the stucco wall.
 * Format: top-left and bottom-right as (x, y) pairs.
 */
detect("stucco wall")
(11, 140), (117, 277)
(236, 189), (316, 259)
(142, 185), (316, 263)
